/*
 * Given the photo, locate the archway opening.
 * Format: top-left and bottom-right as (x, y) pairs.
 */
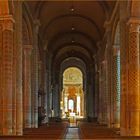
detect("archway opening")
(61, 67), (84, 119)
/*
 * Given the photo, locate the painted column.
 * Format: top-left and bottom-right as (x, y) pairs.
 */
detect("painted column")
(127, 20), (140, 136)
(112, 46), (120, 128)
(0, 15), (14, 135)
(120, 19), (140, 136)
(23, 45), (32, 128)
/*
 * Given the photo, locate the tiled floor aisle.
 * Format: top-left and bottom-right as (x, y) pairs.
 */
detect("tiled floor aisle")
(64, 127), (80, 140)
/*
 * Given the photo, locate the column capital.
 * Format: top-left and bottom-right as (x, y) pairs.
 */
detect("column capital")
(0, 15), (14, 31)
(127, 17), (140, 24)
(33, 19), (40, 34)
(96, 41), (102, 48)
(23, 45), (32, 49)
(104, 21), (112, 32)
(23, 45), (32, 56)
(127, 17), (140, 33)
(113, 45), (120, 56)
(38, 60), (42, 70)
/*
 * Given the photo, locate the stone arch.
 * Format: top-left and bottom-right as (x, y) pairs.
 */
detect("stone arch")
(22, 4), (33, 45)
(112, 18), (120, 46)
(114, 22), (120, 45)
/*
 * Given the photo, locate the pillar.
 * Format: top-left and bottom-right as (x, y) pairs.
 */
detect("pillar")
(23, 45), (32, 128)
(53, 83), (59, 117)
(94, 56), (99, 119)
(120, 18), (140, 136)
(0, 21), (2, 135)
(105, 26), (113, 127)
(98, 61), (107, 124)
(14, 1), (23, 134)
(41, 51), (48, 123)
(31, 20), (39, 128)
(120, 22), (127, 135)
(64, 94), (68, 112)
(0, 15), (14, 135)
(127, 20), (140, 136)
(98, 64), (103, 123)
(112, 46), (120, 128)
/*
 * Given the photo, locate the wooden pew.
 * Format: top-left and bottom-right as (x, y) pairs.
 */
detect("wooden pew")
(78, 122), (120, 139)
(0, 122), (69, 140)
(23, 122), (68, 139)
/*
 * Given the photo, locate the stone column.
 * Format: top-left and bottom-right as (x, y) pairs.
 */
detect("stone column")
(47, 54), (52, 118)
(46, 68), (50, 122)
(127, 20), (140, 136)
(120, 21), (129, 136)
(0, 15), (14, 135)
(98, 64), (103, 123)
(112, 46), (120, 128)
(14, 1), (23, 135)
(121, 18), (140, 136)
(23, 45), (32, 128)
(53, 83), (59, 117)
(0, 21), (2, 135)
(105, 28), (113, 128)
(98, 61), (107, 124)
(41, 51), (48, 123)
(31, 20), (39, 128)
(94, 56), (99, 119)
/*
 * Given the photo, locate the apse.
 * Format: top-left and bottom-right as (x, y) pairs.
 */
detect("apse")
(61, 67), (84, 119)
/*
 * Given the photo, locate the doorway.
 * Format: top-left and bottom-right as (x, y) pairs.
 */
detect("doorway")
(61, 67), (84, 119)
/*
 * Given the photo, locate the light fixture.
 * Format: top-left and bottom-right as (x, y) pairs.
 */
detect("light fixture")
(71, 37), (75, 43)
(70, 1), (75, 12)
(72, 40), (75, 43)
(70, 6), (75, 12)
(71, 27), (75, 31)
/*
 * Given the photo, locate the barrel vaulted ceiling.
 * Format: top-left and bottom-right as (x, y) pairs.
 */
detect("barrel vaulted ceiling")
(27, 1), (116, 63)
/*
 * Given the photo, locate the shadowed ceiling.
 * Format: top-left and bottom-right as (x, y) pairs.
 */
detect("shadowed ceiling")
(27, 1), (116, 66)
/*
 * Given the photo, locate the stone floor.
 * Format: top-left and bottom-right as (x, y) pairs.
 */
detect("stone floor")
(64, 127), (80, 140)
